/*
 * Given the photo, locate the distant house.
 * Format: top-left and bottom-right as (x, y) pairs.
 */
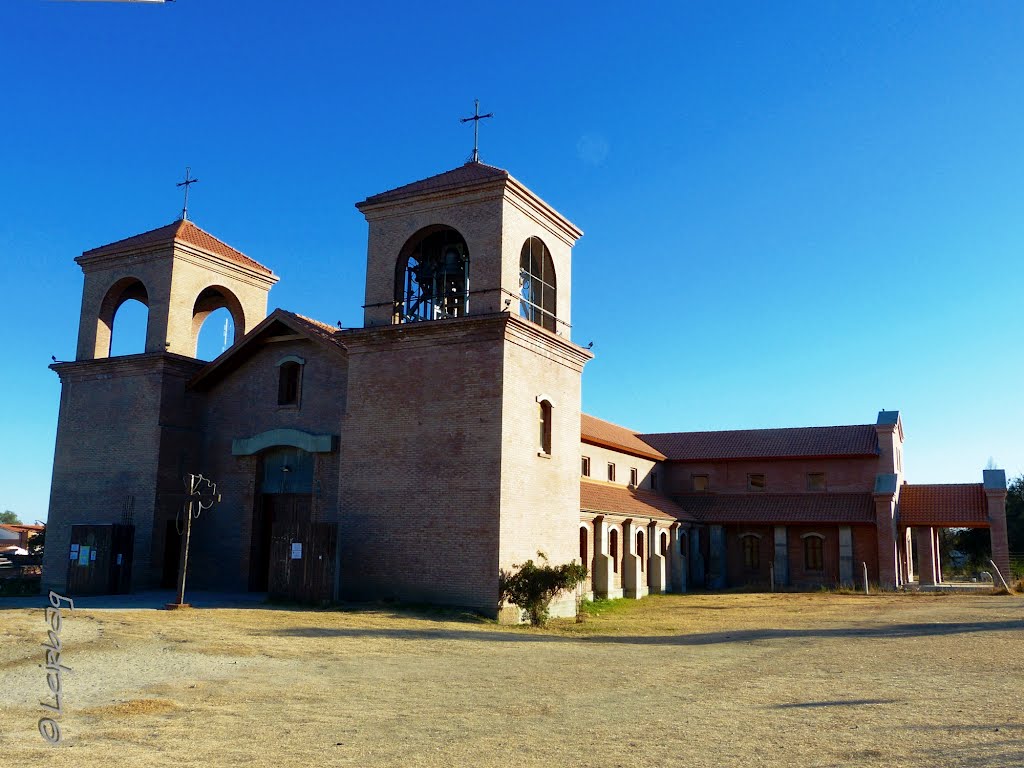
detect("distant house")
(0, 524), (44, 550)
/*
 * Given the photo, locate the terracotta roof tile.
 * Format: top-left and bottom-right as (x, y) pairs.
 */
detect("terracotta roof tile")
(640, 425), (879, 461)
(358, 161), (509, 207)
(677, 493), (876, 524)
(581, 480), (693, 522)
(898, 484), (989, 527)
(81, 219), (274, 276)
(283, 311), (347, 350)
(581, 414), (666, 460)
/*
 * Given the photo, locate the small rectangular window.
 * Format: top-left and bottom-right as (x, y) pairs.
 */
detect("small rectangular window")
(607, 463), (616, 482)
(278, 362), (301, 406)
(692, 474), (709, 492)
(747, 473), (766, 491)
(807, 472), (826, 491)
(651, 470), (659, 491)
(804, 536), (824, 571)
(629, 467), (639, 487)
(581, 456), (591, 477)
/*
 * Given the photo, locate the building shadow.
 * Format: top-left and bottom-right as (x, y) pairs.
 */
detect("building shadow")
(265, 618), (1024, 646)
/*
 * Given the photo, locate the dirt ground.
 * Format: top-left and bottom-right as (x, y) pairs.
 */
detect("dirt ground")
(1, 591), (1022, 768)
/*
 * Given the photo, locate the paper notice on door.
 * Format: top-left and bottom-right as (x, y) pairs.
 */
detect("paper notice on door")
(78, 546), (90, 566)
(291, 542), (302, 560)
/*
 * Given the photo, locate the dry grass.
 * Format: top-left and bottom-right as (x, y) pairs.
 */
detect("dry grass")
(1, 592), (1023, 767)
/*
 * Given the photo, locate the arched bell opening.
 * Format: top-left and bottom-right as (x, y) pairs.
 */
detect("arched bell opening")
(191, 285), (246, 359)
(393, 225), (470, 323)
(95, 277), (150, 358)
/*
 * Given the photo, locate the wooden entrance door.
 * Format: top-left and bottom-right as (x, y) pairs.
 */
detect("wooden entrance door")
(266, 495), (336, 604)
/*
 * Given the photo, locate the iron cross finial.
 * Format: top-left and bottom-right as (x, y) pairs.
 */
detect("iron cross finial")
(460, 99), (494, 164)
(177, 166), (199, 221)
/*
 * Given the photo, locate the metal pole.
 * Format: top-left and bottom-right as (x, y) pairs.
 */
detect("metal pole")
(863, 561), (869, 595)
(173, 500), (193, 607)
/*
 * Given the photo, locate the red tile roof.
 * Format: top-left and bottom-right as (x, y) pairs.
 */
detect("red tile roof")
(81, 219), (274, 276)
(581, 414), (666, 461)
(580, 480), (693, 522)
(358, 161), (510, 207)
(640, 424), (879, 461)
(677, 493), (876, 524)
(898, 484), (989, 527)
(284, 312), (347, 351)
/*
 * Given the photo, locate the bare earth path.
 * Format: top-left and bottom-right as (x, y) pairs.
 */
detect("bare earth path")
(1, 592), (1022, 767)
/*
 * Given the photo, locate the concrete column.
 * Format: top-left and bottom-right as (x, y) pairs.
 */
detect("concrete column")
(592, 517), (621, 599)
(689, 527), (705, 588)
(647, 523), (667, 594)
(838, 526), (854, 586)
(904, 527), (915, 583)
(670, 525), (688, 593)
(932, 528), (943, 584)
(985, 469), (1011, 583)
(917, 527), (936, 586)
(773, 526), (789, 587)
(708, 525), (726, 589)
(622, 520), (648, 599)
(874, 474), (899, 589)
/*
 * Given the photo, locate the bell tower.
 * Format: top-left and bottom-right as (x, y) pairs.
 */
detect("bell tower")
(44, 218), (278, 596)
(340, 161), (592, 620)
(74, 219), (278, 360)
(355, 161), (581, 339)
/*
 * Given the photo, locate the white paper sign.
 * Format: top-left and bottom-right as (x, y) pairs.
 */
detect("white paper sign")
(116, 554), (123, 565)
(78, 546), (90, 566)
(90, 550), (96, 562)
(70, 544), (80, 561)
(291, 542), (302, 560)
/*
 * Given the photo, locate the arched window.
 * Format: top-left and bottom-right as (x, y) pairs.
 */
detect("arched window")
(804, 534), (824, 572)
(609, 528), (619, 573)
(538, 399), (552, 455)
(636, 530), (645, 571)
(192, 285), (245, 359)
(519, 237), (556, 332)
(660, 531), (668, 556)
(96, 277), (150, 358)
(741, 535), (760, 570)
(394, 226), (469, 323)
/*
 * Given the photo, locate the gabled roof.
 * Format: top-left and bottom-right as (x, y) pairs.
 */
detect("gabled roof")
(677, 493), (876, 525)
(581, 414), (666, 461)
(189, 309), (346, 391)
(898, 484), (989, 527)
(639, 424), (879, 461)
(358, 161), (510, 208)
(80, 219), (275, 276)
(581, 480), (693, 522)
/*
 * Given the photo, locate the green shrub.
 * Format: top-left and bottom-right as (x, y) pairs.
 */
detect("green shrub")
(499, 552), (587, 627)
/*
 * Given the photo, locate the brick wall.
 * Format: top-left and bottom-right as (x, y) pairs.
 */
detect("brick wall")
(43, 354), (203, 593)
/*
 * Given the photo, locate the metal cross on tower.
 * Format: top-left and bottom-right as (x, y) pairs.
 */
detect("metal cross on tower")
(165, 473), (221, 609)
(176, 166), (199, 221)
(460, 99), (493, 163)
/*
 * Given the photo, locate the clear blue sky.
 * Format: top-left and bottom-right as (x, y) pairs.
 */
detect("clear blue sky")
(2, 1), (1022, 522)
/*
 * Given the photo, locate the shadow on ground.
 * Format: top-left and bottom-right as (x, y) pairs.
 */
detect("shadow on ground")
(265, 618), (1024, 646)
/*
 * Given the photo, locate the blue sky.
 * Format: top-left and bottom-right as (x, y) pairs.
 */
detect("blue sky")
(2, 1), (1022, 521)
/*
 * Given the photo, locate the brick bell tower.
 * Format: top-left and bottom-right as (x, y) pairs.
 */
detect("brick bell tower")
(338, 160), (593, 619)
(44, 217), (277, 595)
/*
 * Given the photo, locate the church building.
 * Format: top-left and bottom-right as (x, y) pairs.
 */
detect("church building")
(42, 160), (1011, 616)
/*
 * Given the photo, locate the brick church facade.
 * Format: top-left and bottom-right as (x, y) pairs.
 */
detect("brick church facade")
(43, 161), (1011, 616)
